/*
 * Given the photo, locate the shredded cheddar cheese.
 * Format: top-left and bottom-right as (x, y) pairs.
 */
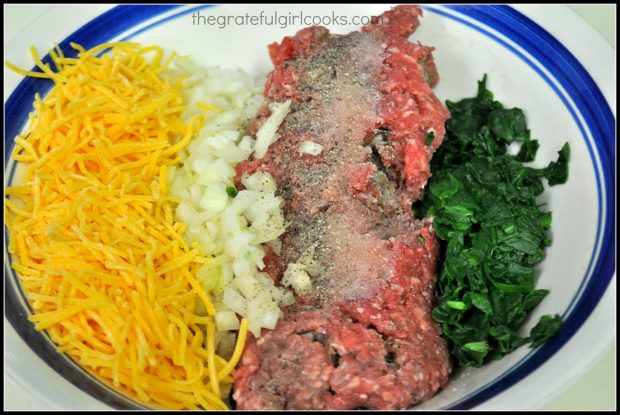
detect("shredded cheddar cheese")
(5, 43), (248, 410)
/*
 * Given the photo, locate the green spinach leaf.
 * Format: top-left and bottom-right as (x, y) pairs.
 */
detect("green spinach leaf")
(417, 76), (569, 367)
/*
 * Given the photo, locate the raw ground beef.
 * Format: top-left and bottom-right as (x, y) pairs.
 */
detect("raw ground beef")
(232, 5), (451, 410)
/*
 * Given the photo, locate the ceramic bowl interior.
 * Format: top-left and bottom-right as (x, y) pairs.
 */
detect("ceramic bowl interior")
(4, 4), (615, 410)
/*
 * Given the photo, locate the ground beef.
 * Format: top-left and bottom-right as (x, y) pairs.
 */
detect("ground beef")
(233, 5), (451, 410)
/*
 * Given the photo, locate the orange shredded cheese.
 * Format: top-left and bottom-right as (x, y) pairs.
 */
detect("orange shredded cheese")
(5, 43), (248, 410)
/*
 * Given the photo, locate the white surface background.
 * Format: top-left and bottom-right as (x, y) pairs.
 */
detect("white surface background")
(3, 3), (616, 411)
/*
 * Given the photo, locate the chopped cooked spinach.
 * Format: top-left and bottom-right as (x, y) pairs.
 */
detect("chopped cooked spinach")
(529, 314), (563, 348)
(545, 142), (570, 186)
(426, 130), (435, 146)
(417, 75), (569, 367)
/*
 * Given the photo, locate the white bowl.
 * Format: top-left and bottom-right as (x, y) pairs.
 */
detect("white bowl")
(4, 4), (616, 410)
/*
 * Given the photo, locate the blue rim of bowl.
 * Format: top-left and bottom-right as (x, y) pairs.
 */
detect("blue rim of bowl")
(3, 4), (615, 410)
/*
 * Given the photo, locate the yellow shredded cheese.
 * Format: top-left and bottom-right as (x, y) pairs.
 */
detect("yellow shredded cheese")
(5, 43), (249, 410)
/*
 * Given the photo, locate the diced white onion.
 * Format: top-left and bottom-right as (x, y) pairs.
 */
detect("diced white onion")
(282, 263), (313, 296)
(254, 272), (275, 288)
(221, 263), (233, 286)
(230, 189), (258, 214)
(171, 63), (295, 338)
(248, 317), (263, 338)
(298, 140), (324, 156)
(233, 274), (262, 299)
(216, 331), (236, 360)
(254, 100), (291, 159)
(232, 257), (254, 278)
(260, 307), (281, 330)
(200, 185), (228, 212)
(223, 288), (248, 316)
(298, 243), (323, 277)
(225, 232), (254, 257)
(272, 287), (295, 306)
(241, 171), (277, 192)
(215, 310), (240, 331)
(238, 135), (256, 158)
